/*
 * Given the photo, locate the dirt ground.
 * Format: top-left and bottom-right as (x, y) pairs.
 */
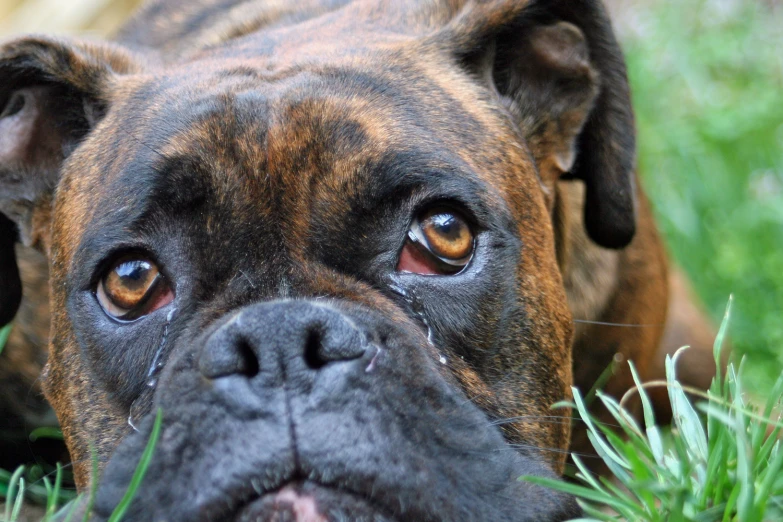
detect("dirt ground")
(0, 504), (46, 522)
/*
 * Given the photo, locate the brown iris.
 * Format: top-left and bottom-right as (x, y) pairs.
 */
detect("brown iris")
(397, 206), (474, 275)
(97, 257), (173, 320)
(418, 209), (472, 261)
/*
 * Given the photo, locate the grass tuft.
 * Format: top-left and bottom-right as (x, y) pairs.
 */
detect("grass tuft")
(522, 297), (783, 521)
(0, 409), (163, 522)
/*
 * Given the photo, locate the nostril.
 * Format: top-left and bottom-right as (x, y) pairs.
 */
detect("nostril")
(302, 319), (367, 369)
(236, 340), (260, 378)
(201, 304), (370, 380)
(303, 329), (327, 370)
(199, 334), (261, 380)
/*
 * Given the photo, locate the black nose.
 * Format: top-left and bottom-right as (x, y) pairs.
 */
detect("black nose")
(198, 300), (369, 380)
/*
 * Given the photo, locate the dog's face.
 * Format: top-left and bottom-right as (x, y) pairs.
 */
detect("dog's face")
(0, 1), (636, 520)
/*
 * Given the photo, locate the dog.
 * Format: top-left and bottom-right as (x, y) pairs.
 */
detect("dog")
(0, 0), (718, 520)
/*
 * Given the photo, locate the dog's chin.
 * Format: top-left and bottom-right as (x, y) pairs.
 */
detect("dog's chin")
(236, 482), (393, 522)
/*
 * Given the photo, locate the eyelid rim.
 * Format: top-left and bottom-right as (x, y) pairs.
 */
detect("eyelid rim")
(88, 244), (173, 287)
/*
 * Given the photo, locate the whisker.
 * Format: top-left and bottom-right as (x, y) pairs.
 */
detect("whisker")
(488, 415), (573, 426)
(573, 319), (662, 328)
(487, 415), (623, 430)
(22, 459), (79, 489)
(498, 444), (603, 460)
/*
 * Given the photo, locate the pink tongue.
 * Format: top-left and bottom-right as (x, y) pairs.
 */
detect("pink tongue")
(273, 487), (327, 522)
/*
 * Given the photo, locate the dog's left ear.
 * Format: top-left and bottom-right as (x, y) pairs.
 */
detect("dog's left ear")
(444, 0), (636, 249)
(0, 36), (143, 326)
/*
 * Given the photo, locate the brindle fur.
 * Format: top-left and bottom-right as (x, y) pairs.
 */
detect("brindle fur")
(0, 1), (716, 520)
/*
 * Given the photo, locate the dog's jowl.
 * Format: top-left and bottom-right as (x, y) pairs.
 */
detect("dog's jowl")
(0, 1), (718, 520)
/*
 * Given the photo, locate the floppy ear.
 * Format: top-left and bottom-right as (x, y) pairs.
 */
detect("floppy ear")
(0, 36), (142, 326)
(446, 0), (636, 249)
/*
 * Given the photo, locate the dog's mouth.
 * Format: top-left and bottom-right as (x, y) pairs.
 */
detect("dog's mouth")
(234, 480), (396, 522)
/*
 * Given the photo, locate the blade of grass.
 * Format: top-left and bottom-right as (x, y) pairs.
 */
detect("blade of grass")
(29, 427), (65, 442)
(42, 476), (53, 514)
(584, 358), (620, 407)
(81, 445), (100, 522)
(10, 478), (25, 521)
(46, 463), (63, 517)
(521, 475), (642, 518)
(107, 408), (163, 522)
(733, 369), (757, 522)
(711, 295), (733, 396)
(667, 348), (709, 466)
(756, 441), (783, 513)
(572, 387), (631, 472)
(0, 323), (12, 356)
(4, 467), (24, 522)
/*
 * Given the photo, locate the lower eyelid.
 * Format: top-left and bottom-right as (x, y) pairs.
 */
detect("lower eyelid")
(396, 240), (468, 275)
(397, 241), (441, 275)
(145, 283), (175, 314)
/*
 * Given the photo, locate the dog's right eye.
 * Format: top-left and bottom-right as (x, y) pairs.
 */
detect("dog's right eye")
(397, 206), (474, 275)
(96, 257), (174, 321)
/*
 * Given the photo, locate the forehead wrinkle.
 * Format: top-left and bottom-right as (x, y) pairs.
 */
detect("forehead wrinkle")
(154, 93), (271, 207)
(58, 87), (275, 278)
(260, 62), (526, 247)
(263, 76), (441, 256)
(337, 46), (533, 198)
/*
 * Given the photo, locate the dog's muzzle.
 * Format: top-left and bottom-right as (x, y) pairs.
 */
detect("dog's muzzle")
(90, 300), (577, 521)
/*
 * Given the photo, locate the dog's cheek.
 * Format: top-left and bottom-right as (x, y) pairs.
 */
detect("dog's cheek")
(42, 327), (129, 487)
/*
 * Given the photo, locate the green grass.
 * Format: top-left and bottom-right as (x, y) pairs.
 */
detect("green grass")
(625, 0), (783, 394)
(0, 324), (11, 357)
(524, 298), (783, 520)
(1, 311), (160, 520)
(0, 409), (162, 522)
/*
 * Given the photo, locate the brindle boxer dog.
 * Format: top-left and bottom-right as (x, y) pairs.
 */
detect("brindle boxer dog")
(0, 0), (717, 520)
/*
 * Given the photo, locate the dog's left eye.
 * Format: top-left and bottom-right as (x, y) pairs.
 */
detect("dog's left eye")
(96, 257), (174, 321)
(397, 206), (474, 275)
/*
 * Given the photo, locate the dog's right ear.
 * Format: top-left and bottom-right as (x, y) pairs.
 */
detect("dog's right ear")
(0, 36), (143, 326)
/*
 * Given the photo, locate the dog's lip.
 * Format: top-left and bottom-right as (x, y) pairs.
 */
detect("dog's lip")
(233, 479), (399, 521)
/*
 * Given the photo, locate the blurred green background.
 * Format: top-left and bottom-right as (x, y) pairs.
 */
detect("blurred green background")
(609, 0), (783, 393)
(0, 0), (781, 386)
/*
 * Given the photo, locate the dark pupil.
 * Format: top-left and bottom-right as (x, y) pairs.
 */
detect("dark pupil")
(430, 214), (460, 239)
(116, 261), (152, 289)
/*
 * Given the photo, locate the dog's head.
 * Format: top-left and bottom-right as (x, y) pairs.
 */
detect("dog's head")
(0, 1), (635, 520)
